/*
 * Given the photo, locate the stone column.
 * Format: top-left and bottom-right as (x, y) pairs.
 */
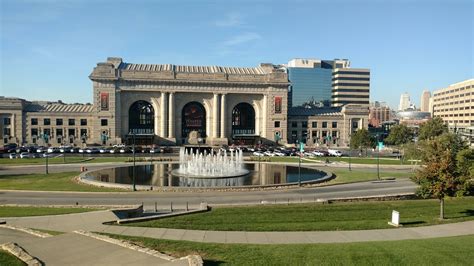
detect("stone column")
(262, 94), (268, 138)
(168, 92), (175, 138)
(212, 93), (219, 138)
(160, 92), (168, 137)
(220, 94), (226, 138)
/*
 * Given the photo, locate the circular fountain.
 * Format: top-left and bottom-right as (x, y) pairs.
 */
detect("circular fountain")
(171, 147), (249, 178)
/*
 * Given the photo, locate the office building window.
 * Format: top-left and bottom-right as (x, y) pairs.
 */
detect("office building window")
(80, 129), (87, 137)
(291, 122), (298, 128)
(332, 122), (338, 128)
(302, 121), (308, 128)
(31, 128), (38, 136)
(56, 118), (63, 126)
(44, 118), (51, 125)
(31, 118), (38, 125)
(302, 130), (308, 139)
(101, 119), (108, 126)
(3, 128), (11, 136)
(80, 119), (87, 126)
(68, 119), (75, 126)
(56, 129), (63, 137)
(291, 130), (297, 137)
(312, 122), (317, 128)
(68, 129), (75, 137)
(322, 122), (327, 128)
(274, 121), (280, 128)
(3, 118), (11, 125)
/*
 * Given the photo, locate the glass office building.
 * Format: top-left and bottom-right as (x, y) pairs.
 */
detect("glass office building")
(287, 59), (349, 107)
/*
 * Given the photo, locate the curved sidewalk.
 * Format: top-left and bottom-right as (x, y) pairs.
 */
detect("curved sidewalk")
(3, 210), (473, 244)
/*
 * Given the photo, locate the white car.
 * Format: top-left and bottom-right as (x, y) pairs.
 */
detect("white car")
(99, 147), (110, 153)
(247, 147), (255, 152)
(9, 153), (17, 159)
(273, 151), (286, 157)
(20, 152), (32, 159)
(304, 151), (314, 157)
(252, 151), (264, 157)
(36, 147), (46, 153)
(47, 147), (59, 153)
(78, 148), (85, 153)
(263, 151), (275, 157)
(312, 151), (325, 157)
(328, 149), (342, 157)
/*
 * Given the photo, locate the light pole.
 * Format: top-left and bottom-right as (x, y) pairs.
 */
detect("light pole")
(348, 149), (352, 171)
(298, 140), (303, 187)
(376, 134), (380, 180)
(132, 132), (136, 191)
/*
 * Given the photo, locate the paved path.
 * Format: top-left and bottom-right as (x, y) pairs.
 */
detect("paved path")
(2, 210), (473, 245)
(0, 227), (187, 265)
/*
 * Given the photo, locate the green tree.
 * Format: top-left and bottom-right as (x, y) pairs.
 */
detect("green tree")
(418, 117), (448, 141)
(350, 129), (375, 155)
(412, 133), (471, 219)
(385, 124), (413, 146)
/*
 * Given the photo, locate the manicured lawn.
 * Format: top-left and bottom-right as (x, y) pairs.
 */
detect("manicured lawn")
(127, 197), (474, 231)
(265, 156), (411, 165)
(0, 250), (25, 266)
(0, 156), (130, 165)
(329, 168), (413, 184)
(0, 206), (100, 217)
(0, 172), (124, 192)
(105, 234), (474, 265)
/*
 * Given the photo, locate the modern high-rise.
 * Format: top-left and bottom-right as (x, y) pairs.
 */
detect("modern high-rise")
(420, 90), (431, 112)
(287, 58), (350, 107)
(432, 79), (474, 145)
(399, 93), (411, 111)
(331, 68), (370, 107)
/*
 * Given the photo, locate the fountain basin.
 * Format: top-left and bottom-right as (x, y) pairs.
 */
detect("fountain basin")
(171, 168), (250, 179)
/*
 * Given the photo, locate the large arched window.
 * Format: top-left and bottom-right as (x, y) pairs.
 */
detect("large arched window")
(232, 103), (255, 135)
(129, 101), (154, 134)
(182, 102), (206, 138)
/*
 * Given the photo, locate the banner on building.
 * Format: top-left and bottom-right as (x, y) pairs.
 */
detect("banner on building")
(100, 92), (109, 111)
(274, 96), (282, 113)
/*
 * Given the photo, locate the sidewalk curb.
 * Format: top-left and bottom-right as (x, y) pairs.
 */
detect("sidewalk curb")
(1, 242), (43, 266)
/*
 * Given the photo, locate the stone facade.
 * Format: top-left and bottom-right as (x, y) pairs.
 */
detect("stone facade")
(287, 105), (369, 147)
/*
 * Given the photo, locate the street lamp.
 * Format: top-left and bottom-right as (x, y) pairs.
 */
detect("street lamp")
(348, 149), (352, 171)
(131, 132), (136, 191)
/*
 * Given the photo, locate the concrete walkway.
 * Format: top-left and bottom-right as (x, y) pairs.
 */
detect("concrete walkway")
(0, 227), (188, 265)
(3, 210), (473, 245)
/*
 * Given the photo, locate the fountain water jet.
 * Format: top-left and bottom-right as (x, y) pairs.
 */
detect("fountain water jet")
(171, 147), (249, 178)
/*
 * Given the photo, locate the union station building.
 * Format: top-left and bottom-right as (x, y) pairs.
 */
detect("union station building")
(0, 57), (369, 148)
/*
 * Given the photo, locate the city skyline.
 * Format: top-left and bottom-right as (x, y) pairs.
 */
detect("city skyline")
(1, 0), (473, 109)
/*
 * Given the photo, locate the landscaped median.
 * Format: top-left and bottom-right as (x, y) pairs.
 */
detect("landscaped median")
(102, 234), (474, 265)
(123, 197), (474, 231)
(0, 172), (124, 192)
(0, 205), (101, 217)
(0, 250), (25, 266)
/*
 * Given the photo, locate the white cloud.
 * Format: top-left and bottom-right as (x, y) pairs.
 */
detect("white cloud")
(215, 12), (243, 27)
(222, 32), (262, 47)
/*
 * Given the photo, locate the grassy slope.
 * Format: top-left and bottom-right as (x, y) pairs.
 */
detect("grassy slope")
(105, 234), (474, 266)
(128, 197), (474, 231)
(0, 206), (100, 217)
(329, 168), (413, 183)
(0, 172), (123, 192)
(0, 251), (25, 266)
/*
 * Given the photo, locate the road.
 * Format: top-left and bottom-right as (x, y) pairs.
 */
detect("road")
(0, 178), (417, 209)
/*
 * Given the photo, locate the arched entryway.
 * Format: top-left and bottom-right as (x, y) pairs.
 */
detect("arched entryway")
(128, 100), (154, 145)
(182, 102), (206, 139)
(232, 102), (256, 144)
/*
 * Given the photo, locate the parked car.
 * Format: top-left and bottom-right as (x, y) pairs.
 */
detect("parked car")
(252, 151), (264, 157)
(86, 148), (100, 154)
(59, 146), (72, 153)
(36, 147), (46, 153)
(9, 153), (17, 159)
(312, 150), (325, 157)
(47, 147), (60, 153)
(69, 147), (79, 153)
(78, 148), (85, 153)
(99, 147), (111, 153)
(263, 151), (275, 157)
(273, 151), (286, 157)
(20, 152), (33, 159)
(304, 151), (314, 157)
(119, 147), (131, 153)
(141, 147), (151, 153)
(109, 148), (120, 154)
(149, 147), (161, 153)
(328, 149), (342, 157)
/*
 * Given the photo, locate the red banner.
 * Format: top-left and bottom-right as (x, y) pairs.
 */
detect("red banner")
(100, 92), (109, 111)
(274, 96), (282, 113)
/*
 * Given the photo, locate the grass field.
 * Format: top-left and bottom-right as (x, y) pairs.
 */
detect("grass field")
(266, 156), (411, 165)
(329, 168), (413, 183)
(0, 251), (25, 266)
(0, 206), (100, 217)
(127, 197), (474, 231)
(0, 172), (124, 192)
(105, 234), (474, 265)
(0, 156), (131, 165)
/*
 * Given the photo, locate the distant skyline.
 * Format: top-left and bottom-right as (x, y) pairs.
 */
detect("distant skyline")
(1, 0), (473, 109)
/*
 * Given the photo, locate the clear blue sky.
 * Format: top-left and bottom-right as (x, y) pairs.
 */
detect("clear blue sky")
(1, 0), (473, 109)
